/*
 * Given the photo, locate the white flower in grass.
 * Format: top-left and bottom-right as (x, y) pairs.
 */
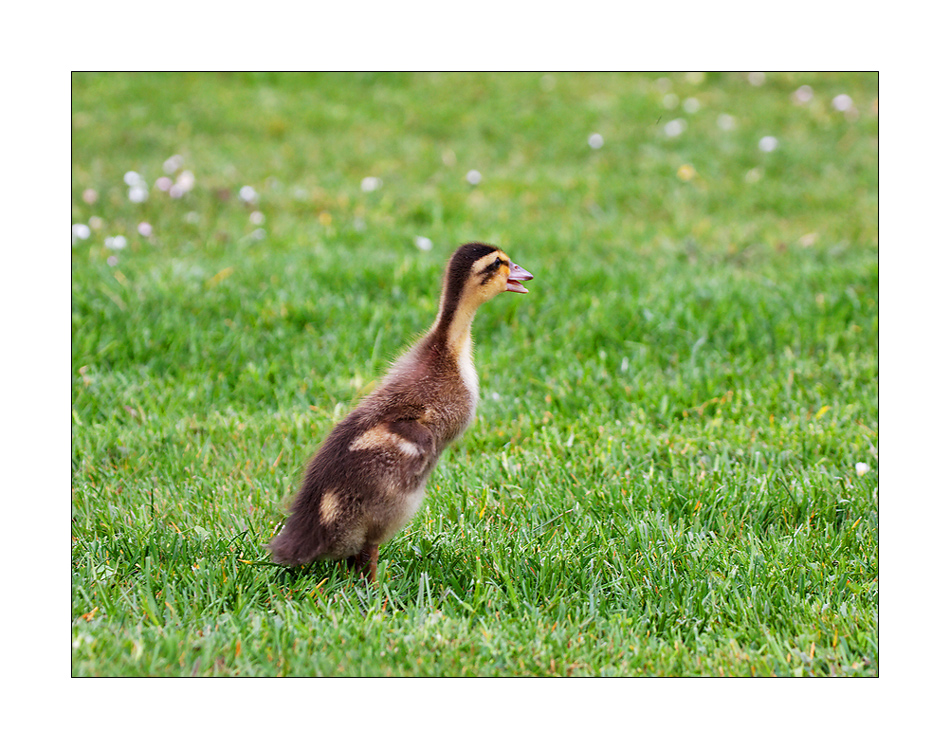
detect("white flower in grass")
(832, 94), (853, 112)
(138, 222), (152, 237)
(89, 216), (104, 230)
(239, 185), (258, 203)
(465, 170), (482, 186)
(745, 167), (762, 183)
(107, 255), (119, 266)
(683, 97), (701, 113)
(588, 133), (604, 149)
(72, 223), (90, 241)
(105, 235), (127, 250)
(414, 235), (433, 251)
(759, 135), (779, 152)
(129, 185), (148, 203)
(82, 188), (98, 204)
(662, 93), (679, 110)
(178, 170), (195, 189)
(793, 85), (813, 104)
(124, 171), (144, 186)
(360, 176), (381, 192)
(163, 154), (184, 174)
(664, 119), (686, 137)
(717, 114), (736, 131)
(155, 176), (173, 192)
(250, 211), (265, 225)
(748, 72), (766, 86)
(855, 462), (870, 477)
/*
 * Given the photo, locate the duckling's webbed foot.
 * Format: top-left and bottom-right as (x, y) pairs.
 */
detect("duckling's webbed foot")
(347, 543), (379, 582)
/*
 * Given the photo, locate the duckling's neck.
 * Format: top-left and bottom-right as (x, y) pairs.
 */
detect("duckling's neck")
(428, 290), (481, 401)
(432, 289), (480, 357)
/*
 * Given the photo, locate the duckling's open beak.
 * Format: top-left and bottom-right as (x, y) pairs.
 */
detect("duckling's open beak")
(506, 262), (534, 293)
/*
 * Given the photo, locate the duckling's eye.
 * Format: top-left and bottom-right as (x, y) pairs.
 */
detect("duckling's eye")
(490, 257), (502, 270)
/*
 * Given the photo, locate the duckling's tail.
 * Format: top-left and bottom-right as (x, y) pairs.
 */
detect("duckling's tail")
(267, 509), (326, 567)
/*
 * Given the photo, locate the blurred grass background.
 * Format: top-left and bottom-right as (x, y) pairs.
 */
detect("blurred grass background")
(71, 72), (877, 676)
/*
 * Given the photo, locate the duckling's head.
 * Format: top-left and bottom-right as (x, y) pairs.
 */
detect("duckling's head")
(442, 243), (534, 313)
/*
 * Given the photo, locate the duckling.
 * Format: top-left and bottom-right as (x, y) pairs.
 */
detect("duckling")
(268, 242), (533, 581)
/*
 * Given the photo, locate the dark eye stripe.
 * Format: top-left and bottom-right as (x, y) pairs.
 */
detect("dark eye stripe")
(478, 257), (507, 276)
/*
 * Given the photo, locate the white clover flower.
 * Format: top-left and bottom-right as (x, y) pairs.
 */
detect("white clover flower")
(360, 177), (381, 192)
(107, 255), (119, 267)
(832, 94), (854, 112)
(137, 222), (152, 237)
(414, 235), (433, 251)
(129, 185), (148, 203)
(174, 170), (195, 193)
(683, 97), (701, 113)
(664, 119), (686, 137)
(163, 154), (184, 174)
(239, 185), (258, 203)
(717, 114), (736, 131)
(662, 93), (679, 110)
(82, 188), (98, 204)
(466, 170), (482, 185)
(745, 167), (762, 183)
(124, 171), (144, 186)
(250, 211), (265, 225)
(155, 176), (173, 192)
(105, 235), (127, 250)
(759, 136), (779, 152)
(72, 224), (91, 241)
(793, 85), (813, 104)
(855, 462), (870, 477)
(588, 133), (604, 149)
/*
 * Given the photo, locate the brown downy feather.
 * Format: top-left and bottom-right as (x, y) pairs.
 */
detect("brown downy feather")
(267, 243), (532, 568)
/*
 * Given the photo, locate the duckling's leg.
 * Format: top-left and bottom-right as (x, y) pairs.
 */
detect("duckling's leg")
(347, 543), (379, 582)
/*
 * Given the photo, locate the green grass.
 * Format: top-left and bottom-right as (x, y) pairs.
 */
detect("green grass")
(71, 72), (878, 676)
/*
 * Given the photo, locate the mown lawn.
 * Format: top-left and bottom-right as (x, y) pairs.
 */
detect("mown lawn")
(71, 72), (877, 676)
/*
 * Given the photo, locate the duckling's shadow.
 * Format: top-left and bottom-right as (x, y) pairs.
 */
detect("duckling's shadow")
(271, 559), (354, 587)
(394, 542), (476, 594)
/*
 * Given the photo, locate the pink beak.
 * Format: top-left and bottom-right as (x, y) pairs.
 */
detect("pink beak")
(506, 261), (534, 293)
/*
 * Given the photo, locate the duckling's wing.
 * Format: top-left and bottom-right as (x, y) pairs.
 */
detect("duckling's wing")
(385, 415), (437, 466)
